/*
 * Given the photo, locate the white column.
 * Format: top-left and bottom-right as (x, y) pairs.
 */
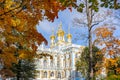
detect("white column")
(39, 70), (41, 78)
(54, 56), (57, 67)
(68, 38), (71, 43)
(41, 59), (43, 68)
(72, 51), (75, 69)
(47, 56), (50, 67)
(61, 56), (63, 68)
(63, 60), (65, 68)
(67, 60), (69, 67)
(67, 70), (70, 78)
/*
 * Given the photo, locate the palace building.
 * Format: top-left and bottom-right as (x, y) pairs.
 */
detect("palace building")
(35, 23), (84, 80)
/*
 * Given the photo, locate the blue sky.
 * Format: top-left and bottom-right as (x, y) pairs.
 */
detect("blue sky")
(36, 8), (120, 47)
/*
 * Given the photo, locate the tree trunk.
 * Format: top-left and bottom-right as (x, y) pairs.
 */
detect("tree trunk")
(82, 0), (97, 79)
(87, 27), (93, 80)
(17, 75), (20, 80)
(86, 0), (93, 79)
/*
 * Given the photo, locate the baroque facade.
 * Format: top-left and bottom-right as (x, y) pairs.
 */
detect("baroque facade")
(35, 23), (84, 80)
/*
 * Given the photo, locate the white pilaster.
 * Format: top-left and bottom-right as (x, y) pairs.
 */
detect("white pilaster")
(41, 59), (43, 68)
(47, 56), (50, 67)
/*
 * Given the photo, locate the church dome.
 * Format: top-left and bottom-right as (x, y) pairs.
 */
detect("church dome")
(67, 33), (72, 38)
(57, 23), (65, 37)
(50, 35), (55, 40)
(57, 29), (64, 37)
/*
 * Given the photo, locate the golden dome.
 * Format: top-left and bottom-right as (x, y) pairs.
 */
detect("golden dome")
(67, 33), (72, 38)
(57, 30), (64, 36)
(50, 35), (55, 40)
(50, 28), (55, 40)
(57, 23), (65, 37)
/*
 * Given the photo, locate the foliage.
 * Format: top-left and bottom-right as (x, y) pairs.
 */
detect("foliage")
(106, 75), (120, 80)
(95, 26), (120, 79)
(75, 46), (104, 79)
(11, 59), (36, 80)
(100, 0), (120, 9)
(60, 0), (120, 12)
(0, 67), (15, 79)
(94, 26), (120, 58)
(105, 57), (120, 80)
(69, 0), (120, 79)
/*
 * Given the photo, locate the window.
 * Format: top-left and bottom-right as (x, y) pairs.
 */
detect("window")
(43, 59), (47, 67)
(76, 72), (79, 77)
(57, 60), (60, 67)
(66, 54), (69, 58)
(36, 71), (40, 77)
(50, 60), (53, 67)
(44, 71), (47, 78)
(75, 54), (78, 58)
(66, 70), (69, 77)
(50, 72), (54, 77)
(58, 72), (61, 78)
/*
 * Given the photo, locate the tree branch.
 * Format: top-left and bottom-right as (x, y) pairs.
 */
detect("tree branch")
(89, 19), (105, 31)
(73, 18), (87, 27)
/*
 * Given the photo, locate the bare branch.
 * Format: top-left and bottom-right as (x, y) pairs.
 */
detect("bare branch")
(73, 18), (87, 27)
(91, 12), (95, 17)
(90, 20), (104, 32)
(92, 22), (99, 27)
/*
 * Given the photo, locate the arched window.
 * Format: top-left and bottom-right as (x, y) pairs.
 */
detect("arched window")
(43, 59), (47, 67)
(50, 60), (53, 67)
(58, 72), (61, 78)
(44, 71), (47, 78)
(36, 71), (40, 77)
(66, 70), (70, 78)
(50, 72), (54, 77)
(57, 57), (60, 68)
(75, 54), (78, 58)
(57, 61), (59, 67)
(76, 71), (79, 77)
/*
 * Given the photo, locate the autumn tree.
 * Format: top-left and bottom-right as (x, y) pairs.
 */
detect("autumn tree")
(61, 0), (120, 79)
(94, 26), (120, 58)
(76, 46), (104, 79)
(94, 26), (120, 79)
(60, 0), (120, 79)
(0, 0), (76, 79)
(71, 0), (107, 79)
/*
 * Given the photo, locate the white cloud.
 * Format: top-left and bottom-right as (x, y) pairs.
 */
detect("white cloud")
(37, 20), (56, 33)
(37, 8), (82, 34)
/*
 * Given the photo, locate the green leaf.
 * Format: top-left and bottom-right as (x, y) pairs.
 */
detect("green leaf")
(59, 0), (65, 3)
(105, 3), (108, 8)
(100, 3), (104, 7)
(89, 0), (92, 2)
(110, 5), (113, 8)
(80, 3), (84, 8)
(77, 7), (83, 12)
(72, 3), (78, 8)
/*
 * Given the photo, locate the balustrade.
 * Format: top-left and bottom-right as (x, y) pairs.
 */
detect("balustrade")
(36, 65), (65, 70)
